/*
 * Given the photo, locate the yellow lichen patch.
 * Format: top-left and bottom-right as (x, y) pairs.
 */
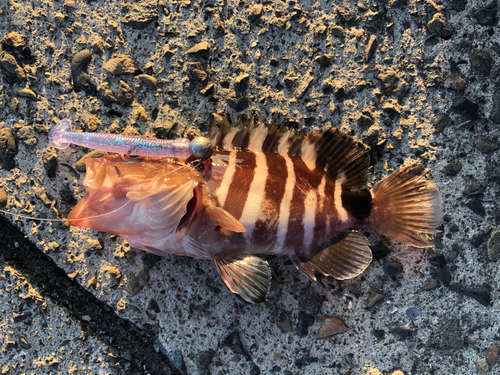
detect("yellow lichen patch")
(101, 265), (121, 280)
(117, 298), (126, 311)
(3, 266), (44, 303)
(360, 364), (384, 375)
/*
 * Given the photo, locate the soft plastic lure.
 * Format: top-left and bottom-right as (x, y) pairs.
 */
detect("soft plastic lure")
(49, 118), (213, 161)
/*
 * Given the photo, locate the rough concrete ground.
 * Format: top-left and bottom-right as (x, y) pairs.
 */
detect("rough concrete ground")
(0, 0), (499, 374)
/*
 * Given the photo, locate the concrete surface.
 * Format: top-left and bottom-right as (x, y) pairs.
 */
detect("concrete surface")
(0, 0), (499, 374)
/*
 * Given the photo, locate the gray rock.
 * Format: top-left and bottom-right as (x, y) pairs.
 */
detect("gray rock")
(451, 96), (478, 120)
(138, 74), (157, 90)
(200, 82), (215, 96)
(187, 41), (210, 55)
(116, 80), (135, 105)
(212, 13), (225, 32)
(429, 317), (465, 349)
(472, 8), (495, 26)
(441, 157), (462, 177)
(378, 70), (399, 95)
(0, 127), (17, 170)
(104, 55), (136, 76)
(486, 344), (499, 365)
(0, 51), (26, 82)
(187, 62), (207, 81)
(330, 25), (345, 38)
(433, 113), (451, 133)
(491, 94), (500, 124)
(466, 197), (485, 216)
(427, 13), (454, 39)
(248, 4), (263, 21)
(474, 138), (499, 153)
(1, 31), (32, 62)
(17, 88), (36, 100)
(366, 291), (384, 308)
(487, 229), (500, 262)
(383, 259), (404, 279)
(98, 82), (117, 105)
(449, 284), (491, 306)
(364, 34), (378, 62)
(128, 268), (150, 295)
(296, 70), (314, 98)
(43, 150), (58, 178)
(227, 90), (249, 111)
(71, 49), (95, 94)
(121, 0), (159, 29)
(470, 49), (492, 75)
(296, 311), (315, 337)
(163, 349), (187, 375)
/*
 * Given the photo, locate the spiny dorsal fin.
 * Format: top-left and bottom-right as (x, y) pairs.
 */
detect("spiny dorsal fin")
(300, 231), (373, 280)
(209, 115), (370, 189)
(214, 255), (271, 303)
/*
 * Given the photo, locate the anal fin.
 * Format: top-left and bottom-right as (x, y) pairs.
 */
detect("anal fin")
(302, 232), (373, 280)
(214, 255), (271, 303)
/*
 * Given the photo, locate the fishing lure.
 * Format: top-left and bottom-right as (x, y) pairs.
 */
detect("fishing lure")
(49, 118), (214, 162)
(49, 116), (442, 304)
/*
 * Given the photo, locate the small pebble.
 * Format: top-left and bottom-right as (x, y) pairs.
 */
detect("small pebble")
(128, 268), (150, 295)
(187, 41), (210, 55)
(138, 74), (157, 90)
(104, 55), (136, 76)
(0, 127), (18, 170)
(317, 317), (349, 338)
(475, 138), (499, 153)
(406, 307), (421, 319)
(476, 357), (489, 374)
(187, 62), (208, 81)
(17, 87), (37, 100)
(121, 0), (159, 29)
(116, 80), (135, 105)
(427, 13), (454, 39)
(0, 51), (26, 82)
(248, 4), (263, 21)
(487, 230), (500, 262)
(71, 49), (95, 94)
(486, 344), (499, 365)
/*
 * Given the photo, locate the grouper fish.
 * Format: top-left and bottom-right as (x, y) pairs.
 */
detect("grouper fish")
(68, 116), (442, 303)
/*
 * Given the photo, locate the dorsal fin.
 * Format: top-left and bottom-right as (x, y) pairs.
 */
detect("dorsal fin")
(209, 115), (369, 189)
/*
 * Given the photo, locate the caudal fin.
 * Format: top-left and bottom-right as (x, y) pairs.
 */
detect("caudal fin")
(369, 163), (442, 248)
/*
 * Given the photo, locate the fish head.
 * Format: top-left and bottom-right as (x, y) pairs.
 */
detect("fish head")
(68, 155), (243, 257)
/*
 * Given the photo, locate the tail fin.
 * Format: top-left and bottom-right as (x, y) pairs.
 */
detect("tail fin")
(369, 163), (442, 247)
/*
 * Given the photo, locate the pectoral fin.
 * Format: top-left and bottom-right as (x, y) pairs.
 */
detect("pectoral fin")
(214, 255), (271, 304)
(301, 232), (373, 280)
(206, 206), (246, 233)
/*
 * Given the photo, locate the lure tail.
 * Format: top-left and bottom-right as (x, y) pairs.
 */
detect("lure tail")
(368, 164), (442, 247)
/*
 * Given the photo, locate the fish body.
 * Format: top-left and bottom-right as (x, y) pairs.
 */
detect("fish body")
(69, 117), (442, 303)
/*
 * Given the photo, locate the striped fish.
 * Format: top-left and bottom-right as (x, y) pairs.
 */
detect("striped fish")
(68, 116), (442, 303)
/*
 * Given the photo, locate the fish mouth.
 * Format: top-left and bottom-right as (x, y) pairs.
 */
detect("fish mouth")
(177, 187), (200, 232)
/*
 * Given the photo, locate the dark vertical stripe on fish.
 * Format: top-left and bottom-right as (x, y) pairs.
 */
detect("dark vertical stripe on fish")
(222, 151), (256, 220)
(284, 158), (308, 252)
(253, 153), (288, 244)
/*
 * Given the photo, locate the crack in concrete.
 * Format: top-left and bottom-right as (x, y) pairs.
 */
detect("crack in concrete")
(0, 214), (181, 375)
